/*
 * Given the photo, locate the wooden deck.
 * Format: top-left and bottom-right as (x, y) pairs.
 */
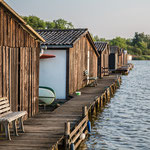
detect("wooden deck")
(0, 75), (119, 150)
(113, 63), (134, 75)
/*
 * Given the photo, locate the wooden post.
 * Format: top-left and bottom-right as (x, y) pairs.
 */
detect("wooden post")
(65, 122), (70, 150)
(91, 106), (94, 116)
(103, 94), (105, 105)
(88, 108), (91, 121)
(100, 95), (103, 107)
(103, 92), (106, 104)
(112, 84), (115, 93)
(82, 106), (87, 117)
(107, 88), (110, 102)
(112, 85), (114, 95)
(93, 105), (96, 116)
(97, 98), (100, 110)
(114, 83), (116, 91)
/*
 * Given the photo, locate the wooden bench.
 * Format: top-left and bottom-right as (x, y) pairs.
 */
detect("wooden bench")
(87, 77), (98, 87)
(0, 97), (27, 140)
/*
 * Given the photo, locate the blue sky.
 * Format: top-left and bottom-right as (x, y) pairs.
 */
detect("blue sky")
(5, 0), (150, 39)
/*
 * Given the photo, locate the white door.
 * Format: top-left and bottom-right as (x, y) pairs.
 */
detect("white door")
(39, 50), (66, 99)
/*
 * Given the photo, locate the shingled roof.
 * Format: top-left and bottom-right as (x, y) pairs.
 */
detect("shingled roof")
(110, 46), (120, 54)
(36, 29), (89, 48)
(94, 42), (108, 52)
(37, 28), (99, 56)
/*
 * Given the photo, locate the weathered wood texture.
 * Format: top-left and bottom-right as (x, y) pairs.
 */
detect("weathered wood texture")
(65, 106), (88, 149)
(118, 52), (123, 68)
(118, 49), (128, 68)
(109, 53), (118, 70)
(0, 5), (40, 117)
(123, 52), (128, 66)
(0, 97), (27, 140)
(0, 75), (119, 150)
(0, 6), (39, 48)
(69, 35), (97, 94)
(99, 44), (110, 78)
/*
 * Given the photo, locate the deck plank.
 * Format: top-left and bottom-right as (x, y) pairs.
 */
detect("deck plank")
(0, 75), (119, 149)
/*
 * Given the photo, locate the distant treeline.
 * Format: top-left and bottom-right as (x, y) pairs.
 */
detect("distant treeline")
(22, 16), (74, 30)
(22, 16), (150, 60)
(93, 32), (150, 57)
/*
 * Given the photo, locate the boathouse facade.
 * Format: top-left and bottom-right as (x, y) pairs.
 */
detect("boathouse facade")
(123, 50), (128, 65)
(118, 48), (123, 68)
(0, 0), (45, 117)
(118, 49), (128, 68)
(37, 29), (99, 99)
(94, 42), (110, 78)
(109, 46), (120, 70)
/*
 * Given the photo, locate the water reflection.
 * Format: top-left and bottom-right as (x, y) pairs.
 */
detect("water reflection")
(80, 61), (150, 150)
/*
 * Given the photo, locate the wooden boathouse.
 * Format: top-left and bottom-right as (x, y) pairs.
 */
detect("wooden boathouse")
(94, 41), (110, 78)
(109, 46), (120, 71)
(37, 29), (99, 99)
(123, 50), (128, 65)
(0, 0), (45, 117)
(118, 48), (123, 68)
(118, 49), (128, 67)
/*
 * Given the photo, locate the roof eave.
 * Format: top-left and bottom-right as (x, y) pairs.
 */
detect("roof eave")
(72, 29), (88, 46)
(0, 0), (45, 42)
(94, 42), (109, 53)
(72, 30), (99, 57)
(42, 44), (73, 49)
(86, 32), (100, 57)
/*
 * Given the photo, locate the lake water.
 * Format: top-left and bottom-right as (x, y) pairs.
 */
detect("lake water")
(80, 61), (150, 150)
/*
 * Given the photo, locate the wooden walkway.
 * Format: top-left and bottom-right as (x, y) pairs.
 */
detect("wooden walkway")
(0, 75), (119, 150)
(115, 63), (134, 75)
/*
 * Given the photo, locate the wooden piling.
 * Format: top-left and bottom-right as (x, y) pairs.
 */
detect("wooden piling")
(82, 106), (87, 117)
(65, 122), (70, 150)
(100, 95), (104, 107)
(0, 75), (123, 150)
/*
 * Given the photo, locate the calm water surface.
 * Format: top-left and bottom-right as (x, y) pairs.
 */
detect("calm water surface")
(80, 61), (150, 150)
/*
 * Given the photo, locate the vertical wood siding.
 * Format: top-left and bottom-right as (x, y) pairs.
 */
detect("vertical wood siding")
(123, 53), (127, 65)
(0, 5), (40, 117)
(100, 45), (110, 78)
(69, 36), (97, 95)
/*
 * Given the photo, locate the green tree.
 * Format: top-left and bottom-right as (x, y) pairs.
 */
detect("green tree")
(110, 37), (127, 49)
(93, 35), (100, 41)
(99, 38), (107, 42)
(22, 16), (74, 30)
(93, 35), (107, 42)
(51, 19), (74, 29)
(137, 41), (147, 50)
(22, 16), (46, 29)
(45, 21), (55, 29)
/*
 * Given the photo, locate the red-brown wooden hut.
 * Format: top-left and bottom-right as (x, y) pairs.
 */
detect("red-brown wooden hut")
(37, 29), (99, 99)
(118, 48), (124, 68)
(0, 0), (45, 117)
(94, 42), (110, 78)
(123, 50), (128, 65)
(109, 46), (120, 70)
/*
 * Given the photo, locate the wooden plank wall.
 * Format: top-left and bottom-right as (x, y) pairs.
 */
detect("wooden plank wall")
(101, 45), (109, 77)
(123, 53), (127, 65)
(69, 36), (97, 95)
(115, 53), (118, 69)
(0, 46), (39, 117)
(118, 52), (124, 68)
(0, 5), (40, 117)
